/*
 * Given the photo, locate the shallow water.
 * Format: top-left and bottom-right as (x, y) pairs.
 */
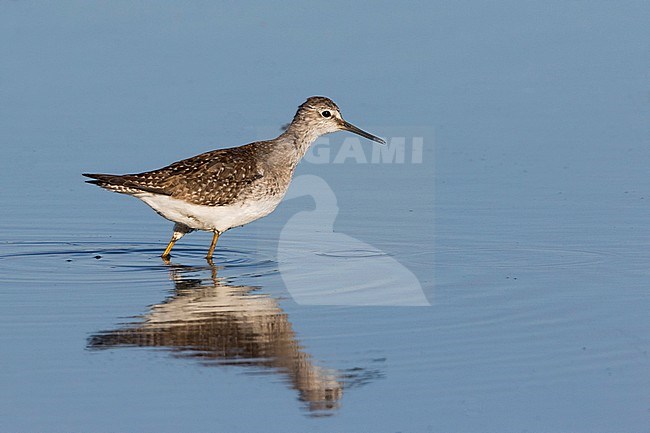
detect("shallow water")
(2, 2), (650, 432)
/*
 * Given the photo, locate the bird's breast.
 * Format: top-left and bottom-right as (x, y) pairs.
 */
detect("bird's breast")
(137, 193), (284, 232)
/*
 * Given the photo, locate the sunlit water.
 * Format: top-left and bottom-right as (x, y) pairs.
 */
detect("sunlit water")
(2, 2), (649, 432)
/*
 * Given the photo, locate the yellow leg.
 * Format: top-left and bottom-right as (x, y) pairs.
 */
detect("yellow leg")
(206, 231), (220, 260)
(161, 224), (191, 259)
(162, 237), (177, 259)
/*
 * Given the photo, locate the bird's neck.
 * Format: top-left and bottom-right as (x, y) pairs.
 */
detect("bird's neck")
(279, 123), (321, 163)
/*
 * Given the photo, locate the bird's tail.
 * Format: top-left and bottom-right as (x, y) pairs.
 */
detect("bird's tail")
(83, 173), (144, 195)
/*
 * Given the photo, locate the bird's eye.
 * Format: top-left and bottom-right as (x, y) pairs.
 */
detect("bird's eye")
(321, 110), (331, 118)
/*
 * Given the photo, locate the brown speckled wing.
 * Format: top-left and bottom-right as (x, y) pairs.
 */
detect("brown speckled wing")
(87, 143), (266, 206)
(158, 144), (265, 206)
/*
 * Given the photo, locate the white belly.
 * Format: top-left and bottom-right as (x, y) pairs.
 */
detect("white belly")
(137, 193), (283, 232)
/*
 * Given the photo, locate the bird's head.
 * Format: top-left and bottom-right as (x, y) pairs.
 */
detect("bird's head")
(290, 96), (385, 144)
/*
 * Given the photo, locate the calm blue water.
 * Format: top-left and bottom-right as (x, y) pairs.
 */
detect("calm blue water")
(1, 2), (649, 432)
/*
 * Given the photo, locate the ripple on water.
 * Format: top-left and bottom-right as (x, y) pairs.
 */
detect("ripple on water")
(434, 245), (613, 269)
(316, 249), (389, 259)
(0, 241), (276, 284)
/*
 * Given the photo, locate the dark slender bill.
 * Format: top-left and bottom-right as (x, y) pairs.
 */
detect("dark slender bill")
(341, 120), (386, 145)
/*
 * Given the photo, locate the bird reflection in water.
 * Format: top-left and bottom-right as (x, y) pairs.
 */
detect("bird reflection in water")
(88, 261), (378, 415)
